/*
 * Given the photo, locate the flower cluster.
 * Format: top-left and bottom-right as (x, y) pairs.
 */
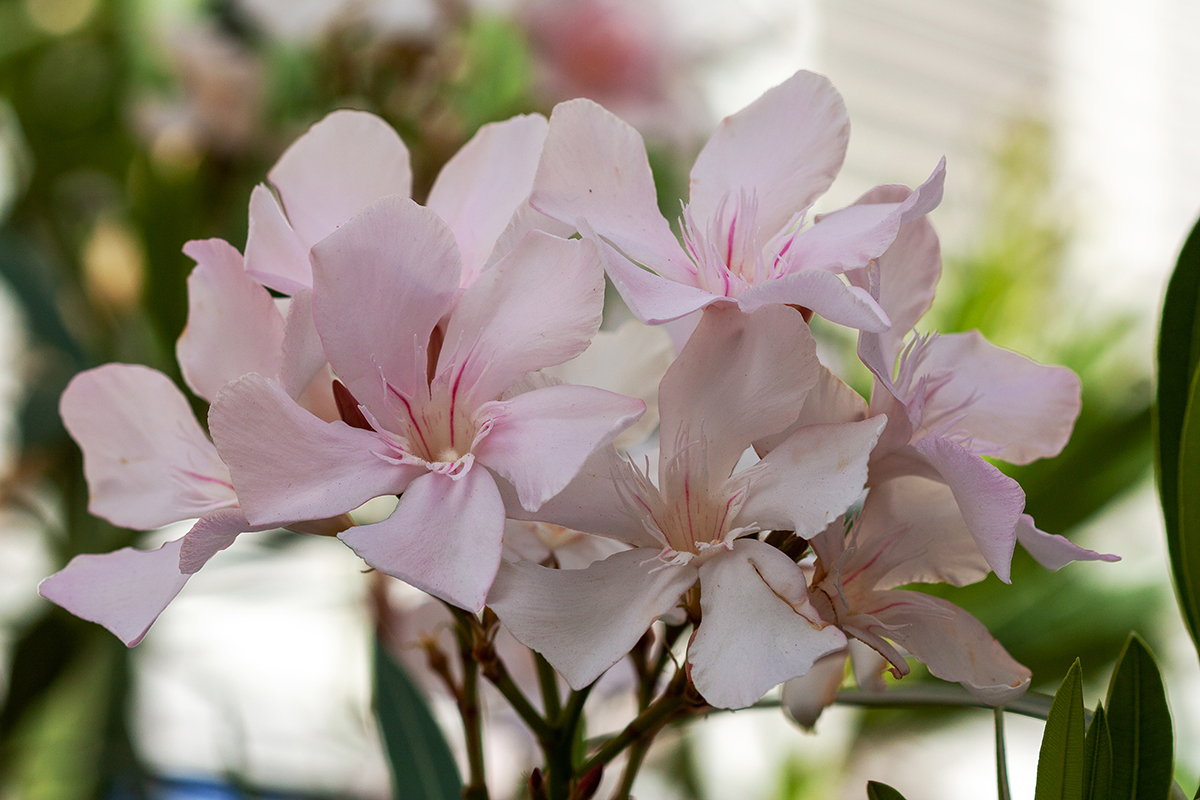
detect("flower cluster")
(40, 71), (1115, 713)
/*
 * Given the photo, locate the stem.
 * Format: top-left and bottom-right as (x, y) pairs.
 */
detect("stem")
(486, 656), (555, 742)
(536, 652), (562, 720)
(580, 681), (689, 774)
(833, 685), (1065, 723)
(994, 706), (1011, 800)
(452, 618), (489, 800)
(544, 685), (593, 800)
(612, 736), (652, 800)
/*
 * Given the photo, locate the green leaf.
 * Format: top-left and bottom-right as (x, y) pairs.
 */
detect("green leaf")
(1035, 660), (1087, 800)
(1083, 704), (1113, 800)
(866, 781), (909, 800)
(1156, 214), (1200, 656)
(373, 638), (462, 800)
(1105, 635), (1173, 800)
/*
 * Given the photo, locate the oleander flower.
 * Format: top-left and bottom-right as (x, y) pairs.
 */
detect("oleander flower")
(528, 69), (944, 329)
(209, 196), (644, 611)
(489, 304), (886, 709)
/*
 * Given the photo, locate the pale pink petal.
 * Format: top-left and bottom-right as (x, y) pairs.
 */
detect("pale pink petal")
(473, 383), (645, 511)
(737, 270), (890, 332)
(735, 418), (885, 538)
(441, 232), (603, 405)
(544, 320), (674, 451)
(907, 437), (1024, 583)
(688, 71), (849, 239)
(309, 196), (460, 413)
(530, 98), (695, 281)
(865, 590), (1030, 704)
(483, 200), (576, 273)
(1015, 514), (1119, 570)
(690, 539), (846, 709)
(755, 365), (869, 455)
(340, 468), (506, 611)
(781, 650), (848, 729)
(502, 448), (662, 549)
(177, 508), (261, 574)
(591, 231), (719, 325)
(487, 548), (697, 689)
(913, 331), (1082, 464)
(278, 289), (325, 400)
(845, 187), (941, 363)
(177, 238), (286, 403)
(268, 110), (411, 249)
(427, 114), (551, 284)
(38, 538), (191, 646)
(850, 476), (991, 590)
(784, 160), (945, 275)
(659, 305), (819, 480)
(209, 373), (418, 525)
(244, 185), (311, 294)
(60, 365), (235, 530)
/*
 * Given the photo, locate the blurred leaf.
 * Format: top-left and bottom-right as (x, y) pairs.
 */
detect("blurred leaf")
(373, 637), (462, 800)
(1035, 660), (1085, 800)
(866, 781), (908, 800)
(1105, 635), (1173, 800)
(444, 15), (535, 134)
(1156, 214), (1200, 658)
(1084, 705), (1113, 800)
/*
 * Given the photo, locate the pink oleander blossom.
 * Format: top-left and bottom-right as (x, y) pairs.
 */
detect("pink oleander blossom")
(528, 69), (945, 329)
(209, 196), (645, 612)
(489, 305), (886, 709)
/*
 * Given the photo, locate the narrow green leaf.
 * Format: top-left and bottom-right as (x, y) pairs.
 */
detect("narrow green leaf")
(373, 638), (463, 800)
(1156, 214), (1200, 655)
(1106, 634), (1173, 800)
(1083, 704), (1113, 800)
(1035, 660), (1086, 800)
(866, 781), (908, 800)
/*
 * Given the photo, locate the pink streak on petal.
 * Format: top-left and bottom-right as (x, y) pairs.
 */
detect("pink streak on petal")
(690, 539), (846, 709)
(309, 196), (460, 415)
(339, 469), (505, 612)
(61, 364), (235, 531)
(488, 548), (697, 689)
(473, 384), (645, 511)
(209, 373), (418, 526)
(39, 538), (192, 646)
(441, 232), (604, 405)
(177, 238), (285, 403)
(688, 70), (849, 239)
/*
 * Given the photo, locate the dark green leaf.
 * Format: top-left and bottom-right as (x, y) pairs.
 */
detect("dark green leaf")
(373, 638), (462, 800)
(866, 780), (908, 800)
(1105, 635), (1173, 800)
(1156, 214), (1200, 656)
(1084, 704), (1113, 800)
(1035, 660), (1086, 800)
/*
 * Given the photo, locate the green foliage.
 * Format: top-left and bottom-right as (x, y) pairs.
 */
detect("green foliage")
(1084, 705), (1113, 800)
(866, 781), (908, 800)
(1105, 635), (1173, 800)
(1157, 214), (1200, 661)
(442, 15), (535, 136)
(1035, 660), (1086, 800)
(373, 638), (463, 800)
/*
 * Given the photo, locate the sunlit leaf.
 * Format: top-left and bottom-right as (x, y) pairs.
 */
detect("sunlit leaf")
(1035, 659), (1086, 800)
(1105, 635), (1172, 800)
(373, 638), (462, 800)
(1156, 214), (1200, 658)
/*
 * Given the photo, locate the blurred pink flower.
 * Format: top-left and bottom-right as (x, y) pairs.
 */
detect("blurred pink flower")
(210, 196), (644, 611)
(490, 305), (885, 709)
(529, 70), (944, 329)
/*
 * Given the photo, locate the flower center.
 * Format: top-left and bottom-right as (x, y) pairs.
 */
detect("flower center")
(679, 190), (797, 298)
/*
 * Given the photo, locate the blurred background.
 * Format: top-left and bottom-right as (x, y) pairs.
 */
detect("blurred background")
(0, 0), (1196, 798)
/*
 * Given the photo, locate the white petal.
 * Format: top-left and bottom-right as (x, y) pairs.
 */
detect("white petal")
(1015, 514), (1119, 570)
